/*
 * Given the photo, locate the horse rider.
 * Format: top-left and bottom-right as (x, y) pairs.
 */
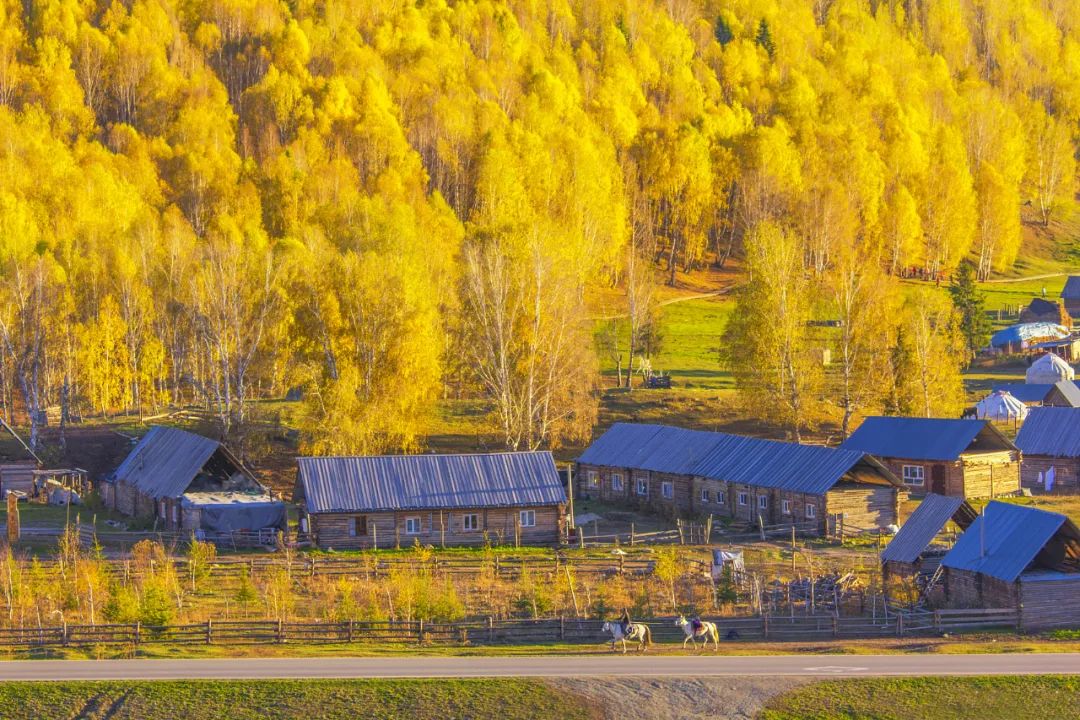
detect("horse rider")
(690, 615), (704, 634)
(619, 608), (632, 636)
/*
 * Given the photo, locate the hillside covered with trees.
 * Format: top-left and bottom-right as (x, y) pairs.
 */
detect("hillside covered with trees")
(0, 0), (1077, 452)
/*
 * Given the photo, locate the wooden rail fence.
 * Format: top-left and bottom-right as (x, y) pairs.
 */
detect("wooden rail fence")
(0, 608), (1033, 650)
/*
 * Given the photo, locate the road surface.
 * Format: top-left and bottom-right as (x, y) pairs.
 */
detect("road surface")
(0, 654), (1077, 681)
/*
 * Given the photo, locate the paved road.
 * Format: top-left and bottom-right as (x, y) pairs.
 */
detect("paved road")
(0, 654), (1078, 681)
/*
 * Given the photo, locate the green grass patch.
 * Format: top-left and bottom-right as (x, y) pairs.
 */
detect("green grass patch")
(0, 678), (597, 720)
(761, 675), (1080, 719)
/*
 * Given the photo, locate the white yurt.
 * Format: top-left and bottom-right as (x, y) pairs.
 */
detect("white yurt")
(975, 390), (1029, 422)
(1025, 352), (1075, 384)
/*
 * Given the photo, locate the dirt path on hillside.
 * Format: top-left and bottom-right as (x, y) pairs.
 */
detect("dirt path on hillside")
(588, 287), (734, 322)
(550, 676), (809, 720)
(984, 272), (1068, 283)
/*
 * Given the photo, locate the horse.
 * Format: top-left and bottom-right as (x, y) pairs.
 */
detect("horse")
(601, 620), (652, 654)
(675, 615), (720, 652)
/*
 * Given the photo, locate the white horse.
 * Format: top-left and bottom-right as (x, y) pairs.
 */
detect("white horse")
(675, 615), (720, 652)
(601, 620), (652, 654)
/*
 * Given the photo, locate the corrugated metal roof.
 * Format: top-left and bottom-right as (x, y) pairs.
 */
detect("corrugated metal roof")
(990, 322), (1069, 347)
(112, 426), (222, 499)
(1015, 407), (1080, 457)
(941, 502), (1067, 582)
(298, 452), (566, 514)
(578, 423), (898, 495)
(881, 494), (966, 564)
(992, 380), (1080, 406)
(840, 417), (1014, 462)
(1061, 276), (1080, 300)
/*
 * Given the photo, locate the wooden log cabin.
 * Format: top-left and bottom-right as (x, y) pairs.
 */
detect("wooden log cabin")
(1015, 407), (1080, 493)
(840, 417), (1020, 499)
(880, 493), (977, 589)
(575, 423), (905, 533)
(940, 501), (1080, 631)
(294, 452), (567, 549)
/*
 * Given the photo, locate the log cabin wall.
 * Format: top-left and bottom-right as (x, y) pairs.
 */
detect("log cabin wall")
(824, 485), (899, 530)
(1021, 456), (1080, 493)
(944, 567), (1019, 608)
(959, 452), (1021, 498)
(1019, 576), (1080, 630)
(691, 477), (731, 519)
(310, 504), (564, 549)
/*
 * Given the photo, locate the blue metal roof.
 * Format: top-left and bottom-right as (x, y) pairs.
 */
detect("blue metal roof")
(881, 494), (967, 564)
(297, 451), (566, 514)
(840, 417), (1014, 462)
(941, 502), (1067, 582)
(993, 382), (1080, 407)
(990, 322), (1069, 347)
(1015, 407), (1080, 458)
(578, 423), (898, 494)
(1061, 276), (1080, 300)
(112, 426), (224, 499)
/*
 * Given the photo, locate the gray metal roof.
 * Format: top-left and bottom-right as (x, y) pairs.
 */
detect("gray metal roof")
(1015, 407), (1080, 457)
(994, 381), (1080, 407)
(297, 452), (566, 514)
(578, 423), (899, 495)
(881, 494), (967, 564)
(942, 501), (1070, 582)
(840, 417), (1015, 462)
(112, 426), (227, 499)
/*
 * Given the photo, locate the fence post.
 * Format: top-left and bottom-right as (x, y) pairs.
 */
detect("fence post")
(560, 616), (565, 641)
(897, 612), (904, 637)
(133, 621), (139, 646)
(762, 615), (768, 640)
(61, 622), (69, 647)
(206, 619), (212, 645)
(418, 618), (425, 645)
(832, 615), (839, 638)
(933, 610), (941, 634)
(348, 619), (354, 643)
(488, 616), (494, 642)
(278, 618), (285, 644)
(630, 523), (635, 546)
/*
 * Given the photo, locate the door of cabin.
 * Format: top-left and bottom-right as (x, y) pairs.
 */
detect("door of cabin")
(931, 465), (946, 495)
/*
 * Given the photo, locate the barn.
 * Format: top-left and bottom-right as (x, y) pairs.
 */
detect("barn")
(295, 451), (567, 549)
(575, 423), (904, 533)
(101, 426), (285, 538)
(881, 493), (976, 583)
(839, 417), (1020, 499)
(989, 322), (1070, 355)
(940, 501), (1080, 630)
(1014, 407), (1080, 493)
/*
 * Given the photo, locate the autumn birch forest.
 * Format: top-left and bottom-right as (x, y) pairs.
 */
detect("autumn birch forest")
(0, 0), (1078, 452)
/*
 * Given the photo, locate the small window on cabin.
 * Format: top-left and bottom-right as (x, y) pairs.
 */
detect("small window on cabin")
(782, 499), (791, 515)
(902, 465), (925, 486)
(350, 516), (368, 537)
(738, 492), (748, 506)
(662, 481), (674, 499)
(587, 471), (599, 487)
(701, 488), (710, 503)
(805, 504), (816, 519)
(757, 495), (768, 509)
(716, 490), (725, 505)
(405, 516), (422, 535)
(519, 510), (536, 528)
(611, 474), (624, 491)
(636, 478), (649, 496)
(462, 513), (479, 532)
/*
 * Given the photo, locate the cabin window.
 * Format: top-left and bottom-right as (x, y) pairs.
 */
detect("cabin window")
(519, 510), (536, 528)
(738, 492), (748, 506)
(805, 504), (816, 519)
(405, 516), (422, 534)
(636, 478), (648, 496)
(757, 495), (769, 509)
(172, 505), (179, 524)
(716, 491), (725, 505)
(701, 488), (710, 503)
(462, 513), (479, 532)
(611, 474), (624, 491)
(350, 516), (368, 537)
(782, 499), (791, 515)
(902, 465), (925, 487)
(662, 481), (674, 499)
(159, 500), (167, 518)
(587, 471), (599, 488)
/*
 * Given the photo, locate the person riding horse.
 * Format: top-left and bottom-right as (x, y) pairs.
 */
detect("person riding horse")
(619, 608), (632, 636)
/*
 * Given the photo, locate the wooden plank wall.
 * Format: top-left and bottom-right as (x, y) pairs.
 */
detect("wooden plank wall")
(1021, 456), (1080, 493)
(1019, 577), (1080, 630)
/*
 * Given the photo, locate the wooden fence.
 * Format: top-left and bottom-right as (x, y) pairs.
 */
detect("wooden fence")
(574, 520), (822, 548)
(0, 608), (1032, 650)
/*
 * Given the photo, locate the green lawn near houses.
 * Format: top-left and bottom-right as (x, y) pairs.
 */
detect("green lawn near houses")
(760, 675), (1080, 720)
(0, 679), (597, 720)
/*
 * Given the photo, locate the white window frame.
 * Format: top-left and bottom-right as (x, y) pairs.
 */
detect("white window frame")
(805, 504), (816, 519)
(587, 471), (599, 488)
(636, 477), (649, 496)
(716, 490), (725, 505)
(462, 513), (479, 532)
(758, 495), (768, 509)
(782, 499), (791, 515)
(611, 473), (624, 492)
(405, 516), (422, 535)
(519, 510), (536, 528)
(701, 488), (710, 503)
(662, 481), (674, 499)
(902, 464), (925, 487)
(738, 492), (748, 506)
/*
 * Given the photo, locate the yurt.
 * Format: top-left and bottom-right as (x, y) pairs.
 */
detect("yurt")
(975, 390), (1029, 422)
(1026, 352), (1076, 384)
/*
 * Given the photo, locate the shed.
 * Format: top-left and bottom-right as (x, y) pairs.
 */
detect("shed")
(839, 417), (1020, 498)
(881, 493), (976, 581)
(1020, 297), (1072, 328)
(1026, 352), (1075, 384)
(941, 502), (1080, 629)
(295, 452), (567, 549)
(1014, 407), (1080, 493)
(576, 423), (904, 532)
(975, 391), (1029, 421)
(990, 322), (1069, 354)
(992, 381), (1080, 408)
(103, 426), (284, 537)
(1061, 276), (1080, 312)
